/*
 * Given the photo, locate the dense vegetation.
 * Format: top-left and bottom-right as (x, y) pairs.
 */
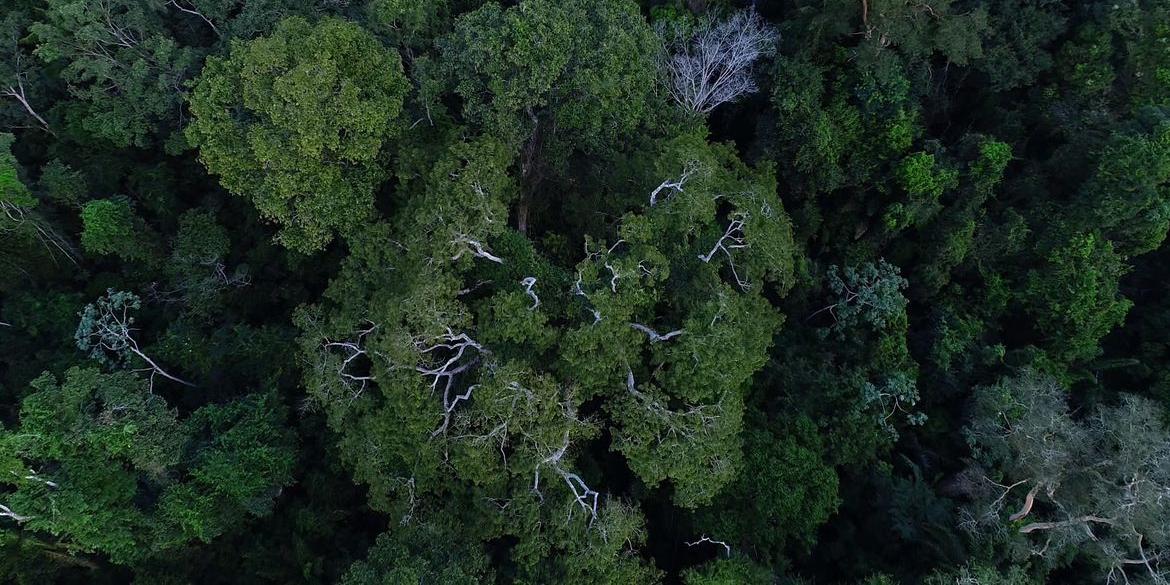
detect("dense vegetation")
(1, 0), (1169, 583)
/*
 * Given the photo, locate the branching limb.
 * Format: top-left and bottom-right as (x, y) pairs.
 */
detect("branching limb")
(698, 216), (750, 290)
(534, 429), (600, 522)
(0, 503), (31, 523)
(451, 235), (504, 264)
(686, 535), (731, 557)
(322, 322), (379, 400)
(664, 10), (779, 115)
(649, 161), (700, 206)
(630, 323), (684, 343)
(167, 0), (221, 37)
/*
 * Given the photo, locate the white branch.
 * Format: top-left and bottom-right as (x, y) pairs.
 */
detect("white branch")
(698, 216), (750, 290)
(649, 161), (700, 206)
(452, 236), (504, 264)
(534, 429), (600, 522)
(686, 535), (732, 557)
(167, 0), (221, 37)
(0, 504), (31, 523)
(322, 322), (378, 400)
(416, 328), (485, 434)
(630, 323), (684, 343)
(520, 276), (540, 310)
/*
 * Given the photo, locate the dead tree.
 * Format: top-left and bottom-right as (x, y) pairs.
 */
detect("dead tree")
(663, 10), (779, 115)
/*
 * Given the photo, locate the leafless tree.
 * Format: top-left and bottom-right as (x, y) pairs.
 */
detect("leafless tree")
(662, 10), (779, 115)
(962, 372), (1170, 584)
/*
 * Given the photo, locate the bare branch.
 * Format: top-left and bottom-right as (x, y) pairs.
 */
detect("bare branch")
(451, 235), (504, 264)
(521, 276), (540, 310)
(663, 11), (779, 115)
(698, 216), (750, 290)
(649, 161), (700, 206)
(322, 321), (378, 401)
(416, 329), (486, 435)
(0, 503), (31, 523)
(167, 0), (221, 37)
(630, 323), (684, 343)
(534, 428), (600, 522)
(686, 535), (732, 557)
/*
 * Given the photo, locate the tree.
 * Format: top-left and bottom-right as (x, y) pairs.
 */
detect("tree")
(682, 557), (775, 585)
(0, 12), (53, 133)
(187, 16), (409, 253)
(1, 133), (76, 278)
(75, 289), (194, 388)
(1023, 232), (1132, 363)
(695, 416), (839, 563)
(661, 10), (779, 116)
(79, 198), (157, 263)
(963, 370), (1170, 584)
(435, 0), (663, 151)
(30, 0), (199, 147)
(817, 259), (909, 333)
(340, 519), (492, 585)
(149, 209), (249, 316)
(0, 368), (295, 564)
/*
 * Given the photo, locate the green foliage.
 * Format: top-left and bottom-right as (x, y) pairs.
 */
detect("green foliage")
(7, 1), (1170, 582)
(79, 198), (153, 262)
(682, 557), (775, 585)
(824, 260), (909, 333)
(1024, 232), (1132, 363)
(697, 416), (839, 562)
(186, 16), (409, 252)
(340, 520), (491, 585)
(436, 0), (662, 149)
(31, 0), (198, 147)
(0, 368), (295, 564)
(0, 134), (32, 208)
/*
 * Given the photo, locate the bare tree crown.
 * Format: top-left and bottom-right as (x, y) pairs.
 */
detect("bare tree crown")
(663, 11), (779, 115)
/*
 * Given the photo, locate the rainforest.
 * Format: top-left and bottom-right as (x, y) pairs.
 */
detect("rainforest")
(2, 1), (1170, 583)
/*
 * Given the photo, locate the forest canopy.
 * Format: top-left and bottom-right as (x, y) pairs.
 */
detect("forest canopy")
(2, 0), (1170, 583)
